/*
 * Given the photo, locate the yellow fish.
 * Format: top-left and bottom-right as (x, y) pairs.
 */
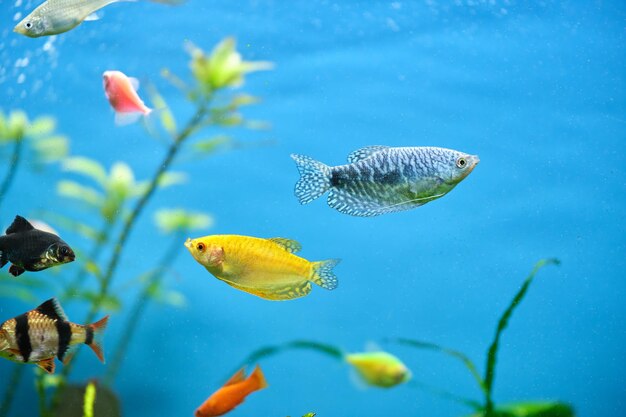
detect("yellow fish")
(184, 235), (339, 301)
(346, 351), (411, 388)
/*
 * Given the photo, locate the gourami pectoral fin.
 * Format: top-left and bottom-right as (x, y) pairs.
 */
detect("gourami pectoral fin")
(36, 357), (56, 374)
(268, 238), (302, 253)
(347, 145), (390, 163)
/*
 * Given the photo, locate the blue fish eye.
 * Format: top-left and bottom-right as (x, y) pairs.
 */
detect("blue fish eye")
(25, 22), (32, 29)
(456, 157), (467, 168)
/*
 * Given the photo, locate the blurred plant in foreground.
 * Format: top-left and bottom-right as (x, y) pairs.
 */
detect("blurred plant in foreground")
(390, 259), (573, 417)
(0, 37), (271, 417)
(0, 110), (68, 211)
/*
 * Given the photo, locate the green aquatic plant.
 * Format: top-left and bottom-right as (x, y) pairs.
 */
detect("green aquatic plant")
(0, 110), (68, 211)
(234, 260), (572, 417)
(40, 37), (271, 416)
(0, 37), (271, 417)
(390, 258), (573, 417)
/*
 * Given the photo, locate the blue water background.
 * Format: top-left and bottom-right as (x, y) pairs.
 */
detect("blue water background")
(1, 1), (625, 416)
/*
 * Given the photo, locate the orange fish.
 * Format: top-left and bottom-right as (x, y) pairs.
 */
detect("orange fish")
(102, 70), (152, 126)
(195, 365), (268, 417)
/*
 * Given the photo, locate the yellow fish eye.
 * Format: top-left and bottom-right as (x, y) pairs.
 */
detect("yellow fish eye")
(196, 242), (206, 252)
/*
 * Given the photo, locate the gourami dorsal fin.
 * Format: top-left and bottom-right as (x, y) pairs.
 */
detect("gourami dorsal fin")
(224, 368), (246, 386)
(35, 298), (68, 321)
(268, 238), (302, 254)
(347, 145), (390, 163)
(6, 215), (35, 234)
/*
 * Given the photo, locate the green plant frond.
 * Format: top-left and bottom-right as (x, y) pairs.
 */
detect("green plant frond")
(31, 135), (69, 163)
(25, 116), (56, 137)
(154, 208), (214, 234)
(393, 338), (486, 394)
(57, 180), (105, 208)
(108, 162), (136, 191)
(192, 135), (233, 154)
(83, 381), (96, 417)
(146, 84), (177, 137)
(155, 171), (188, 189)
(484, 258), (561, 412)
(74, 290), (122, 312)
(468, 401), (574, 417)
(62, 157), (108, 188)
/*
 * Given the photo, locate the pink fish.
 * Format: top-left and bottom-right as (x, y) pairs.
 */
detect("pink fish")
(103, 70), (152, 126)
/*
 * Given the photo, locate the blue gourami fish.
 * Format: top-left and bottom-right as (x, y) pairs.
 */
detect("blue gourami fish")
(0, 299), (108, 374)
(291, 146), (479, 217)
(0, 215), (75, 277)
(14, 0), (183, 38)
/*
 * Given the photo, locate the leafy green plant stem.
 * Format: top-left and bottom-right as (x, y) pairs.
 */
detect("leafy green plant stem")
(0, 365), (25, 417)
(60, 219), (115, 302)
(483, 258), (560, 415)
(48, 104), (210, 414)
(0, 134), (24, 211)
(406, 379), (482, 410)
(103, 232), (183, 386)
(393, 338), (486, 395)
(35, 372), (50, 417)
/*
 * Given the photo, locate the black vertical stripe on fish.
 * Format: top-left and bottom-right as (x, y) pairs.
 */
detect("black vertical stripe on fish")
(55, 320), (72, 361)
(85, 326), (94, 346)
(15, 314), (32, 362)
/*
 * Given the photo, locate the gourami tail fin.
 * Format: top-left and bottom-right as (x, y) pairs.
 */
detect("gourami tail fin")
(290, 154), (333, 204)
(85, 315), (109, 363)
(248, 365), (268, 391)
(311, 259), (340, 290)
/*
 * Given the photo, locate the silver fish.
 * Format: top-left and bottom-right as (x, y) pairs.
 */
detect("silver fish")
(291, 146), (479, 217)
(14, 0), (182, 38)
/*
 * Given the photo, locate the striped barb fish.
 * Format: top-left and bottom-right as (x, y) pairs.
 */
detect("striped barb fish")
(0, 298), (108, 373)
(290, 146), (479, 217)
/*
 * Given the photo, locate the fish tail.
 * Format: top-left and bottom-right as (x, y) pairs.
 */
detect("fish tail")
(311, 259), (340, 290)
(84, 315), (109, 363)
(290, 154), (333, 204)
(248, 365), (268, 390)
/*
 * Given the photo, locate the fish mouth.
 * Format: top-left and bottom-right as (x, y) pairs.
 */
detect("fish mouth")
(184, 238), (192, 249)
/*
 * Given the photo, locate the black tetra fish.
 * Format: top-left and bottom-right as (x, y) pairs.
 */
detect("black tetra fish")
(0, 215), (75, 277)
(0, 298), (108, 374)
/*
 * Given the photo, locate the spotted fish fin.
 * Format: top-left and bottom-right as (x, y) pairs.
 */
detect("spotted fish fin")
(311, 259), (340, 290)
(6, 215), (34, 234)
(35, 298), (68, 321)
(268, 238), (302, 253)
(290, 154), (333, 204)
(327, 188), (428, 217)
(347, 145), (390, 163)
(36, 357), (56, 374)
(0, 250), (7, 269)
(224, 368), (246, 386)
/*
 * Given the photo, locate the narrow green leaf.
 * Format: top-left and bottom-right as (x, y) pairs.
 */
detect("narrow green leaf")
(193, 135), (232, 154)
(146, 84), (177, 136)
(62, 157), (108, 188)
(57, 180), (104, 208)
(31, 135), (69, 163)
(393, 338), (486, 394)
(83, 381), (96, 417)
(26, 116), (56, 136)
(484, 259), (561, 412)
(154, 208), (213, 234)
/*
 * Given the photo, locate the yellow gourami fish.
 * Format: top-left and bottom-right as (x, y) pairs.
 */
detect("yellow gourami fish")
(185, 235), (340, 301)
(346, 351), (411, 388)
